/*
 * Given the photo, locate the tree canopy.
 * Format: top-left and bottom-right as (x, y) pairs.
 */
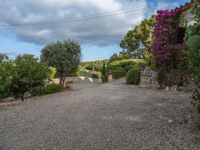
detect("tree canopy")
(41, 39), (81, 86)
(120, 15), (155, 58)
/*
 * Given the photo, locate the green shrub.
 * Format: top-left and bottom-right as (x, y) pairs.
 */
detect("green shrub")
(48, 67), (56, 80)
(192, 84), (200, 113)
(81, 60), (108, 72)
(30, 84), (64, 96)
(80, 71), (101, 79)
(44, 84), (64, 94)
(0, 58), (15, 100)
(126, 68), (140, 85)
(107, 59), (146, 72)
(102, 74), (108, 83)
(107, 59), (145, 80)
(111, 68), (127, 79)
(91, 71), (101, 79)
(144, 51), (154, 69)
(29, 86), (45, 96)
(101, 61), (108, 83)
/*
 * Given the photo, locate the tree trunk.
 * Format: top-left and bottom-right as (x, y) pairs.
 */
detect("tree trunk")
(59, 77), (66, 87)
(21, 93), (24, 101)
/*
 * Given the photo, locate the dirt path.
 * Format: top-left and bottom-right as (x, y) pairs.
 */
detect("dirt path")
(0, 79), (200, 150)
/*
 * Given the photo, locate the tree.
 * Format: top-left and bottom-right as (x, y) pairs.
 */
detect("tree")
(109, 52), (131, 63)
(185, 5), (200, 82)
(12, 55), (49, 101)
(120, 15), (155, 58)
(0, 55), (15, 99)
(41, 39), (81, 86)
(0, 54), (49, 101)
(0, 53), (8, 63)
(185, 5), (200, 114)
(109, 53), (119, 63)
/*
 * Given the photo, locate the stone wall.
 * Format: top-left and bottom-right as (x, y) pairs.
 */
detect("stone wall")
(139, 68), (159, 89)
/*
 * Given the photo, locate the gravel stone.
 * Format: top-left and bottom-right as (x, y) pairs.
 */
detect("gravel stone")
(0, 79), (200, 150)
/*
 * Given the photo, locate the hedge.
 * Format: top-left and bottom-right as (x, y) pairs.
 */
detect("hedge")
(107, 59), (146, 79)
(107, 59), (146, 71)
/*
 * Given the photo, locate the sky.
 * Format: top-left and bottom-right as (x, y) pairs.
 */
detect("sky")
(0, 0), (190, 61)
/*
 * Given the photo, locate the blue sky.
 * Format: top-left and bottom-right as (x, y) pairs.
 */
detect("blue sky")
(0, 0), (190, 61)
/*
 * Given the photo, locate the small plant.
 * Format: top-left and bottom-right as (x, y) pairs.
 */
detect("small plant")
(111, 68), (127, 79)
(101, 62), (108, 83)
(30, 84), (64, 96)
(192, 84), (200, 113)
(126, 68), (140, 85)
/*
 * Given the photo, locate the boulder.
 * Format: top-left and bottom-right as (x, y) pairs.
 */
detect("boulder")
(24, 92), (32, 98)
(1, 97), (16, 102)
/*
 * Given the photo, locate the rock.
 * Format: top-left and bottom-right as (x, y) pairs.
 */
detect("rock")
(171, 86), (178, 91)
(168, 119), (174, 124)
(24, 92), (31, 98)
(165, 86), (171, 91)
(1, 97), (16, 102)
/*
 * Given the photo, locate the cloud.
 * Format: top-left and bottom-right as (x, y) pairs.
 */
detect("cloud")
(0, 0), (148, 46)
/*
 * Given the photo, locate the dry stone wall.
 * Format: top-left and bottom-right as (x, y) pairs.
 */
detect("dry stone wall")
(140, 68), (159, 89)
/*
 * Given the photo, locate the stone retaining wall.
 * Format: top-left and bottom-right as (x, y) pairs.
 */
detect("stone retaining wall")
(139, 68), (159, 89)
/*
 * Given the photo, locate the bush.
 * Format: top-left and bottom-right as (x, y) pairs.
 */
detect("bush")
(111, 68), (127, 79)
(107, 59), (146, 72)
(192, 84), (200, 113)
(80, 71), (101, 79)
(102, 74), (108, 83)
(0, 54), (50, 101)
(30, 84), (64, 96)
(126, 68), (140, 85)
(12, 55), (49, 101)
(107, 59), (145, 80)
(0, 57), (15, 100)
(43, 84), (64, 94)
(80, 60), (108, 72)
(48, 67), (56, 80)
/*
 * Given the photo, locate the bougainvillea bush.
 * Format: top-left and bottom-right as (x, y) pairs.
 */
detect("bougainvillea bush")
(152, 8), (189, 87)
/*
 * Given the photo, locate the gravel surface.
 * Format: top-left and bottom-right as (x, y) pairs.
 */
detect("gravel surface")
(0, 79), (200, 150)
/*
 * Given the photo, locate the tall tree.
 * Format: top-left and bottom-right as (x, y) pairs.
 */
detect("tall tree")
(41, 39), (81, 86)
(120, 15), (155, 58)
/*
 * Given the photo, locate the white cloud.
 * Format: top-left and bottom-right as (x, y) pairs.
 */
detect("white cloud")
(0, 0), (148, 46)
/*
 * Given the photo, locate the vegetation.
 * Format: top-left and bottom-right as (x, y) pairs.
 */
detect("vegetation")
(152, 8), (189, 87)
(126, 68), (140, 85)
(120, 15), (155, 58)
(109, 52), (131, 63)
(0, 54), (15, 99)
(48, 67), (57, 80)
(185, 5), (200, 83)
(107, 59), (145, 79)
(0, 54), (49, 101)
(80, 59), (108, 72)
(112, 68), (127, 79)
(30, 84), (64, 96)
(107, 59), (146, 72)
(185, 5), (200, 114)
(101, 62), (108, 83)
(41, 39), (81, 87)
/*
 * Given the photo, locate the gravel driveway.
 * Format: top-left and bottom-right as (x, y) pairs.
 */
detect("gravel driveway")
(0, 79), (200, 150)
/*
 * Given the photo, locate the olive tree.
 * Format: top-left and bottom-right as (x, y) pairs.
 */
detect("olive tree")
(41, 39), (81, 86)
